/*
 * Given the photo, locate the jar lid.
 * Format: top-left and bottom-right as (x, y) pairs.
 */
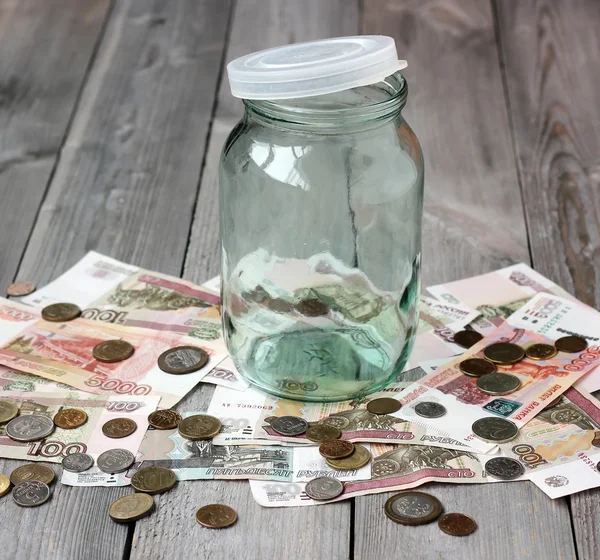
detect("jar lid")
(226, 36), (407, 100)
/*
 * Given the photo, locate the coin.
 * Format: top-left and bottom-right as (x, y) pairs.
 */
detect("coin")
(271, 416), (309, 436)
(148, 409), (182, 430)
(178, 414), (221, 440)
(0, 400), (18, 423)
(92, 340), (135, 363)
(484, 457), (525, 480)
(0, 474), (10, 497)
(295, 299), (329, 317)
(158, 346), (209, 374)
(196, 504), (238, 528)
(102, 418), (137, 438)
(366, 398), (402, 415)
(472, 417), (519, 443)
(414, 401), (447, 418)
(62, 452), (94, 473)
(131, 466), (177, 495)
(41, 302), (81, 322)
(6, 414), (55, 442)
(459, 358), (496, 378)
(10, 464), (55, 485)
(109, 493), (154, 523)
(550, 408), (583, 424)
(53, 408), (88, 429)
(483, 342), (525, 364)
(438, 513), (477, 536)
(555, 335), (588, 353)
(319, 439), (355, 459)
(525, 343), (558, 361)
(326, 444), (371, 470)
(384, 491), (443, 525)
(305, 477), (344, 501)
(6, 281), (36, 297)
(453, 330), (483, 349)
(476, 373), (521, 395)
(97, 449), (135, 473)
(305, 424), (341, 443)
(12, 481), (50, 507)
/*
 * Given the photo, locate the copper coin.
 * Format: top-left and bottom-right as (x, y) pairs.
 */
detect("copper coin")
(53, 408), (88, 429)
(0, 400), (19, 423)
(178, 414), (221, 440)
(555, 335), (588, 353)
(483, 342), (525, 364)
(196, 504), (237, 528)
(305, 424), (341, 443)
(109, 493), (154, 522)
(41, 303), (81, 322)
(319, 439), (355, 459)
(526, 343), (558, 361)
(102, 418), (137, 438)
(384, 491), (443, 525)
(6, 281), (36, 297)
(158, 346), (209, 374)
(93, 340), (135, 363)
(148, 409), (182, 430)
(438, 513), (477, 536)
(459, 358), (496, 377)
(10, 464), (55, 486)
(131, 466), (177, 495)
(295, 299), (329, 317)
(453, 330), (484, 349)
(366, 398), (401, 415)
(325, 445), (371, 471)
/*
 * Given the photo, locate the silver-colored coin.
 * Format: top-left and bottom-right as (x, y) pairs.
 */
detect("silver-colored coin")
(305, 477), (344, 501)
(485, 457), (525, 481)
(6, 414), (55, 442)
(414, 402), (446, 418)
(550, 409), (583, 425)
(12, 481), (51, 507)
(271, 416), (309, 436)
(476, 373), (521, 396)
(472, 417), (519, 443)
(62, 452), (94, 473)
(97, 449), (135, 474)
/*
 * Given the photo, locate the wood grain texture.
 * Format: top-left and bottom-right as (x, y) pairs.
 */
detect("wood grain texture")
(0, 0), (111, 290)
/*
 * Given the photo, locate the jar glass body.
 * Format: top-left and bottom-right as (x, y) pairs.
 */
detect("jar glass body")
(219, 73), (424, 402)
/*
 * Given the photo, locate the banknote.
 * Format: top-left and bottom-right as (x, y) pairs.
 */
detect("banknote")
(201, 356), (249, 392)
(0, 365), (72, 392)
(0, 390), (159, 463)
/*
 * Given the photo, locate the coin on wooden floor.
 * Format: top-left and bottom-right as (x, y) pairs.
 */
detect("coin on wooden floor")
(319, 439), (355, 460)
(525, 343), (558, 361)
(53, 408), (88, 429)
(41, 302), (81, 322)
(366, 397), (401, 415)
(0, 474), (10, 497)
(483, 342), (525, 364)
(295, 299), (329, 317)
(6, 281), (36, 297)
(196, 504), (238, 528)
(484, 457), (525, 481)
(178, 414), (221, 440)
(131, 466), (177, 495)
(305, 424), (341, 443)
(158, 346), (209, 374)
(384, 491), (443, 525)
(148, 409), (182, 430)
(305, 477), (344, 501)
(62, 452), (94, 473)
(438, 513), (477, 536)
(271, 415), (309, 436)
(415, 401), (447, 418)
(102, 418), (137, 438)
(10, 464), (55, 486)
(326, 444), (371, 471)
(97, 449), (135, 474)
(0, 400), (18, 423)
(555, 335), (588, 353)
(12, 481), (51, 507)
(93, 340), (135, 363)
(453, 330), (483, 349)
(109, 493), (154, 523)
(6, 414), (55, 442)
(459, 358), (496, 378)
(472, 417), (519, 443)
(476, 373), (521, 395)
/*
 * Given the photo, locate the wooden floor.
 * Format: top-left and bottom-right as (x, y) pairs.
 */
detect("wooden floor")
(0, 0), (599, 558)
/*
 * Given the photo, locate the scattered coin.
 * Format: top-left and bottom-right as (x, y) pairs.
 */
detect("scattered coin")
(131, 466), (177, 495)
(476, 372), (522, 395)
(178, 414), (222, 440)
(555, 335), (588, 353)
(196, 504), (238, 528)
(366, 398), (401, 415)
(102, 418), (137, 438)
(305, 424), (341, 443)
(319, 439), (355, 460)
(525, 343), (558, 361)
(484, 457), (525, 481)
(483, 342), (525, 364)
(93, 340), (135, 363)
(453, 330), (484, 349)
(438, 513), (477, 536)
(459, 358), (496, 378)
(10, 464), (55, 485)
(597, 461), (600, 474)
(41, 302), (81, 322)
(384, 491), (443, 525)
(0, 400), (18, 423)
(295, 299), (329, 317)
(6, 281), (36, 297)
(271, 416), (309, 436)
(6, 414), (55, 442)
(158, 346), (209, 374)
(97, 449), (135, 474)
(414, 401), (447, 419)
(148, 409), (182, 430)
(109, 493), (154, 523)
(550, 408), (583, 424)
(62, 452), (94, 473)
(305, 477), (344, 501)
(53, 408), (88, 429)
(12, 481), (51, 507)
(472, 417), (519, 443)
(326, 444), (371, 471)
(0, 474), (10, 497)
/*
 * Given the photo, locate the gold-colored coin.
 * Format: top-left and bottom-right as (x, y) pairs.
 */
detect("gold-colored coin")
(41, 302), (81, 322)
(0, 400), (18, 423)
(319, 439), (355, 459)
(109, 492), (154, 523)
(196, 504), (237, 528)
(305, 424), (341, 443)
(483, 342), (525, 365)
(92, 340), (135, 363)
(10, 464), (55, 486)
(131, 466), (177, 495)
(148, 409), (182, 430)
(53, 408), (88, 429)
(102, 418), (137, 439)
(326, 444), (371, 471)
(178, 414), (221, 441)
(525, 343), (558, 361)
(0, 474), (10, 497)
(366, 398), (402, 415)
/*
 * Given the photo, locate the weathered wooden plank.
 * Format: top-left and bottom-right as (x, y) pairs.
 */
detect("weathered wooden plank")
(495, 1), (600, 558)
(358, 0), (577, 558)
(0, 0), (111, 290)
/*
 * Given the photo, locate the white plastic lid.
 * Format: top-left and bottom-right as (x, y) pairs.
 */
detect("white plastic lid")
(227, 36), (407, 100)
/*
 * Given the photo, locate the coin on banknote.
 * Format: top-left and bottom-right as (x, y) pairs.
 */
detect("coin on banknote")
(472, 417), (518, 443)
(109, 493), (154, 523)
(62, 452), (94, 473)
(158, 346), (209, 374)
(476, 373), (521, 395)
(271, 416), (309, 436)
(6, 414), (55, 442)
(178, 414), (221, 440)
(196, 504), (238, 528)
(525, 343), (558, 361)
(438, 513), (477, 536)
(555, 335), (588, 353)
(102, 418), (137, 438)
(10, 464), (55, 486)
(97, 449), (135, 473)
(305, 424), (341, 443)
(148, 409), (182, 430)
(295, 299), (329, 317)
(484, 457), (525, 480)
(459, 358), (496, 378)
(131, 466), (177, 495)
(6, 281), (36, 297)
(0, 400), (18, 423)
(415, 401), (446, 418)
(483, 342), (525, 364)
(319, 439), (355, 459)
(384, 491), (443, 525)
(326, 444), (371, 471)
(12, 480), (50, 507)
(305, 477), (344, 501)
(93, 340), (135, 363)
(53, 408), (88, 429)
(366, 397), (401, 415)
(41, 302), (81, 322)
(0, 474), (10, 497)
(453, 330), (483, 349)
